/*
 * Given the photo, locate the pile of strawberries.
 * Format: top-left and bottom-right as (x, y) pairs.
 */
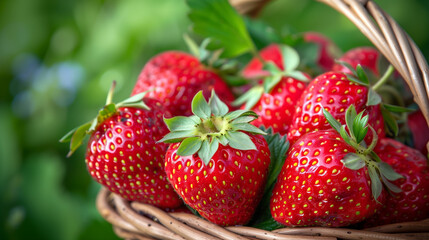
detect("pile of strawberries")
(62, 0), (429, 231)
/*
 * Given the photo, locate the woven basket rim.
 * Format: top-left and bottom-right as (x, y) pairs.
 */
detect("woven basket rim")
(97, 0), (429, 239)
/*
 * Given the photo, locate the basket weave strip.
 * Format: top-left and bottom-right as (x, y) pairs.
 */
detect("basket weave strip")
(97, 188), (429, 240)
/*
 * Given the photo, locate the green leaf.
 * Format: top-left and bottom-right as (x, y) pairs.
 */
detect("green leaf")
(340, 125), (353, 146)
(368, 166), (383, 201)
(367, 89), (382, 106)
(177, 137), (203, 156)
(345, 105), (357, 140)
(346, 74), (368, 86)
(67, 122), (92, 157)
(158, 130), (196, 143)
(353, 111), (368, 144)
(233, 85), (264, 110)
(377, 161), (403, 181)
(231, 116), (256, 124)
(356, 64), (370, 86)
(117, 92), (150, 110)
(218, 134), (229, 145)
(286, 70), (309, 82)
(341, 153), (365, 170)
(164, 116), (200, 131)
(198, 138), (219, 165)
(322, 108), (342, 133)
(186, 0), (255, 57)
(231, 123), (267, 135)
(383, 104), (415, 113)
(224, 109), (258, 121)
(280, 45), (300, 72)
(380, 174), (402, 193)
(226, 131), (256, 150)
(191, 91), (211, 119)
(263, 74), (283, 93)
(381, 106), (399, 136)
(183, 33), (201, 58)
(336, 60), (357, 76)
(208, 90), (229, 116)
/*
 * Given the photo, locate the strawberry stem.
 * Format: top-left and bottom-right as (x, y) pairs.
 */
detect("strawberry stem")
(106, 81), (117, 105)
(372, 65), (394, 91)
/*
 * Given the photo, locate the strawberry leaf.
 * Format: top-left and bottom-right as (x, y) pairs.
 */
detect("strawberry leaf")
(340, 125), (353, 146)
(342, 153), (365, 170)
(323, 108), (342, 133)
(67, 122), (92, 157)
(231, 116), (255, 124)
(353, 111), (368, 144)
(380, 174), (402, 193)
(383, 103), (415, 113)
(231, 123), (267, 135)
(192, 91), (211, 119)
(224, 109), (258, 121)
(198, 138), (219, 165)
(368, 165), (383, 201)
(157, 130), (196, 143)
(367, 89), (382, 106)
(356, 64), (370, 86)
(186, 0), (255, 57)
(208, 90), (229, 116)
(381, 105), (399, 136)
(177, 137), (203, 156)
(226, 131), (256, 150)
(345, 105), (358, 140)
(280, 45), (300, 72)
(164, 116), (200, 131)
(263, 74), (283, 94)
(232, 86), (264, 110)
(377, 161), (403, 181)
(117, 92), (150, 110)
(336, 60), (357, 76)
(286, 70), (309, 82)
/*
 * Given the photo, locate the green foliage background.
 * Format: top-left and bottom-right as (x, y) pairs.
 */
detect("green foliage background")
(1, 0), (428, 239)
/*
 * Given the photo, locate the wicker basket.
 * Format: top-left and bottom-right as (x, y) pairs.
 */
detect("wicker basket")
(96, 0), (429, 239)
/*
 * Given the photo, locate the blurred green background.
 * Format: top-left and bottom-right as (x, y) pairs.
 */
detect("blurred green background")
(1, 0), (428, 239)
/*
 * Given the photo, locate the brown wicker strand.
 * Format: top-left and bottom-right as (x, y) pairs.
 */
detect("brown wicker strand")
(96, 187), (146, 234)
(130, 201), (223, 240)
(169, 212), (251, 240)
(363, 219), (429, 233)
(113, 194), (185, 240)
(272, 227), (414, 240)
(113, 226), (155, 240)
(226, 226), (337, 240)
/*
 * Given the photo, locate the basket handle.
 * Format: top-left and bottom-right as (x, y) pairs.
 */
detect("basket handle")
(230, 0), (429, 153)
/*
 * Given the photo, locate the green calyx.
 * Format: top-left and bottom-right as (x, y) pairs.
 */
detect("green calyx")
(159, 90), (266, 164)
(323, 105), (403, 201)
(59, 81), (150, 157)
(234, 45), (309, 110)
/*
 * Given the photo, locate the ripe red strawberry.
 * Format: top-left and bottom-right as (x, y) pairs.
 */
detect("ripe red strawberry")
(364, 138), (429, 227)
(131, 51), (235, 117)
(287, 71), (385, 146)
(242, 44), (283, 79)
(407, 110), (429, 155)
(271, 106), (401, 227)
(332, 47), (380, 76)
(237, 45), (310, 135)
(160, 91), (271, 226)
(303, 32), (340, 71)
(61, 83), (183, 209)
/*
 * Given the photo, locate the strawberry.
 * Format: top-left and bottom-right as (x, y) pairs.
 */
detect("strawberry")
(332, 47), (380, 76)
(364, 138), (429, 227)
(236, 45), (311, 135)
(160, 91), (270, 226)
(303, 32), (340, 71)
(131, 51), (235, 117)
(61, 82), (183, 209)
(407, 110), (429, 155)
(271, 105), (401, 227)
(287, 71), (385, 146)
